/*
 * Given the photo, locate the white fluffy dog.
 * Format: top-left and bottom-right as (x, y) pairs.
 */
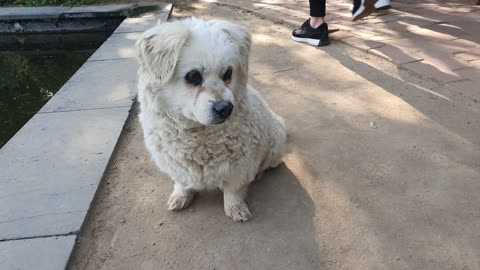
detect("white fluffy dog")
(136, 18), (286, 221)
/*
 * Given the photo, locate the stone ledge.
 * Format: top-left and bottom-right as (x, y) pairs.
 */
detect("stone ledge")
(0, 107), (130, 240)
(40, 58), (138, 113)
(0, 4), (160, 21)
(0, 3), (169, 33)
(89, 32), (140, 61)
(0, 236), (76, 270)
(0, 6), (71, 20)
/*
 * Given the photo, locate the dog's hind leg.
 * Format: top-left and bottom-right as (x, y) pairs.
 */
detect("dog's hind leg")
(168, 181), (194, 211)
(223, 184), (251, 222)
(255, 122), (287, 182)
(266, 113), (287, 170)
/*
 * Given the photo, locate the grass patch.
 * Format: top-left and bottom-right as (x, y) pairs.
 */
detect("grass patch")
(0, 0), (96, 6)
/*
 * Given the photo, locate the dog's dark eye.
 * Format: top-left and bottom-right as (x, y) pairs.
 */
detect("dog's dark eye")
(185, 70), (203, 86)
(222, 68), (232, 82)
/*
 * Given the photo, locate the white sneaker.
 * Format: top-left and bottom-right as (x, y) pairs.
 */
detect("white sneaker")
(374, 0), (392, 10)
(350, 0), (391, 12)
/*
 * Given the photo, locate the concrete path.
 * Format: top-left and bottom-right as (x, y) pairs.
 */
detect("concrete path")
(203, 0), (480, 100)
(68, 2), (480, 270)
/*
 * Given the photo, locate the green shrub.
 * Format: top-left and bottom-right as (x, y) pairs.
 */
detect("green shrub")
(0, 0), (96, 6)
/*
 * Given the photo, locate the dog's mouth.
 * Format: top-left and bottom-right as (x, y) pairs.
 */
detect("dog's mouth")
(211, 118), (228, 125)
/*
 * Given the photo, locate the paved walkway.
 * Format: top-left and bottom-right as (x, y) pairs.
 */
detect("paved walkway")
(205, 0), (480, 99)
(69, 3), (480, 269)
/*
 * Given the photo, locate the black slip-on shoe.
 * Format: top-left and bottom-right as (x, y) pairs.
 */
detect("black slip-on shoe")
(292, 19), (330, 47)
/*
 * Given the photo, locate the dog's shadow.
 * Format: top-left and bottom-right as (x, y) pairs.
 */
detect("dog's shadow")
(249, 163), (315, 222)
(187, 163), (323, 269)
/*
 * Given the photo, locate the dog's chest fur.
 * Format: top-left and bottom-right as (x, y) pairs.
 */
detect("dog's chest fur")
(140, 101), (266, 190)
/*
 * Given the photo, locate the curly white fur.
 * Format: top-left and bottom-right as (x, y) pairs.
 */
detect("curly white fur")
(136, 18), (286, 221)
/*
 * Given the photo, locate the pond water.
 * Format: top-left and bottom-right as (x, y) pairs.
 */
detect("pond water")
(0, 32), (114, 148)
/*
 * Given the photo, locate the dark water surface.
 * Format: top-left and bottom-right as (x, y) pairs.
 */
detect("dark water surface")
(0, 32), (113, 148)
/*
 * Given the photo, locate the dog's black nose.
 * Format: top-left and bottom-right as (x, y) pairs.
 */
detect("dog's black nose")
(212, 101), (234, 120)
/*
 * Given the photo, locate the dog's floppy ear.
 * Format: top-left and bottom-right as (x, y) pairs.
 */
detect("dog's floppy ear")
(210, 20), (251, 72)
(136, 22), (190, 84)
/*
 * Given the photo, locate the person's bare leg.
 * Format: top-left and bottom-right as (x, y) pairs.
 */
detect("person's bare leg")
(310, 16), (325, 29)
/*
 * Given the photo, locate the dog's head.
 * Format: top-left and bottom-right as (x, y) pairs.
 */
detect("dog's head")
(136, 18), (251, 125)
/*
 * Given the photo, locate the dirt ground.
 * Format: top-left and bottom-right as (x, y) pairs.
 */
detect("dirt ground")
(68, 2), (480, 270)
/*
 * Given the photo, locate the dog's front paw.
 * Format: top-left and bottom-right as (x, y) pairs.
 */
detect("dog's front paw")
(224, 201), (251, 222)
(167, 193), (193, 211)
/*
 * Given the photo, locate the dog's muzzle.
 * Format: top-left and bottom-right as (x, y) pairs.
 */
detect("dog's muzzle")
(212, 101), (234, 124)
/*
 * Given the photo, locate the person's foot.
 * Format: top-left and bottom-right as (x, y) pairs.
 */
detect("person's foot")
(350, 0), (391, 12)
(374, 0), (391, 10)
(291, 19), (330, 47)
(352, 0), (377, 21)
